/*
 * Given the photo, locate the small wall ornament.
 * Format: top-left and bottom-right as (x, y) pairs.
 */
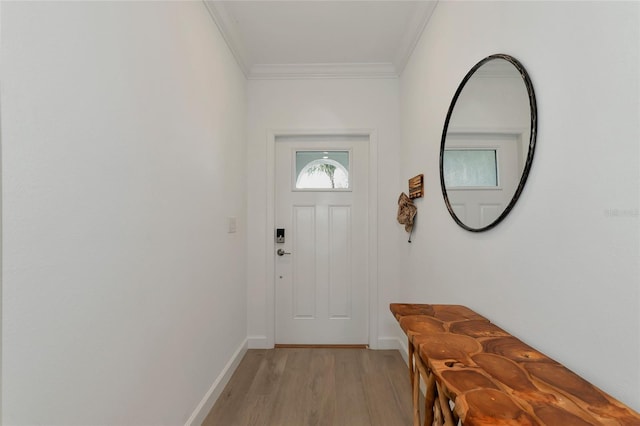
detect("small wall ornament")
(408, 174), (424, 199)
(397, 192), (417, 242)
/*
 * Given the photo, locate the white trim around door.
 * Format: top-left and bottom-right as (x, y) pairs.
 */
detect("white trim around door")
(265, 129), (379, 349)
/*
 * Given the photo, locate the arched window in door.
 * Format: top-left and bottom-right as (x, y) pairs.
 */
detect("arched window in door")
(295, 152), (350, 189)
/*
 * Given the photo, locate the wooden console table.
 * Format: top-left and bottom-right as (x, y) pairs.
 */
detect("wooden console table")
(390, 303), (640, 425)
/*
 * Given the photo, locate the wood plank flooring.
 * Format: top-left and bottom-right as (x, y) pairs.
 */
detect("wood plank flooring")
(203, 348), (413, 426)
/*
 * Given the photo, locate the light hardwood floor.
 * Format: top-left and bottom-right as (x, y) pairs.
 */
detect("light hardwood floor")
(203, 348), (414, 426)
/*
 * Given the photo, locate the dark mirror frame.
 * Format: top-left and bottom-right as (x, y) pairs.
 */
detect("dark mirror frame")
(439, 54), (537, 232)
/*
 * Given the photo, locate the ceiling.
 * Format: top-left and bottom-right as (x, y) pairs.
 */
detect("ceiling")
(204, 1), (438, 79)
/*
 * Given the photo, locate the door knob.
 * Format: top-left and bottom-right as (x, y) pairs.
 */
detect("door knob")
(277, 249), (291, 256)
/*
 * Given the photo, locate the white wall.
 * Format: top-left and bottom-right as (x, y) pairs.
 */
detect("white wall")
(400, 1), (639, 410)
(1, 2), (247, 424)
(246, 78), (403, 349)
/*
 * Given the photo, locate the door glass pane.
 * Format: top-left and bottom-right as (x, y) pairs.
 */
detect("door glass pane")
(296, 151), (349, 189)
(443, 149), (498, 187)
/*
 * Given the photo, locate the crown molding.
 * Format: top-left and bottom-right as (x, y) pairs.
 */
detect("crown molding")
(394, 1), (439, 76)
(248, 62), (398, 80)
(203, 0), (437, 80)
(203, 0), (250, 78)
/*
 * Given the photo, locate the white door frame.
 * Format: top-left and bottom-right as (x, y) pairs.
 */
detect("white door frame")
(265, 129), (378, 349)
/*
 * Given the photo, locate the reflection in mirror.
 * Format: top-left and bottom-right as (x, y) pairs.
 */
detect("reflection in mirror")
(440, 54), (537, 232)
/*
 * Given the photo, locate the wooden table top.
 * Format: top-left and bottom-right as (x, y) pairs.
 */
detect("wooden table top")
(390, 303), (640, 425)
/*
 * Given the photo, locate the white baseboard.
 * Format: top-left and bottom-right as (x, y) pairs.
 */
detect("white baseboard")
(185, 338), (248, 426)
(247, 335), (270, 349)
(377, 336), (401, 350)
(377, 336), (409, 365)
(397, 337), (409, 364)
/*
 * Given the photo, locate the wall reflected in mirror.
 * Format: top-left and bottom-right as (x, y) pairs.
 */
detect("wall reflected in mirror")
(440, 54), (537, 232)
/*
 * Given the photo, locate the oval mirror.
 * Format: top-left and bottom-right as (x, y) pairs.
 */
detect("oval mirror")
(439, 54), (537, 232)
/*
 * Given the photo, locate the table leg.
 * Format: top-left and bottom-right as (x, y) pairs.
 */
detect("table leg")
(408, 337), (414, 383)
(436, 382), (457, 426)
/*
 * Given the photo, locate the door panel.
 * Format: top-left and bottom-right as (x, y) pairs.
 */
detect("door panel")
(292, 205), (316, 319)
(328, 205), (351, 319)
(479, 204), (502, 228)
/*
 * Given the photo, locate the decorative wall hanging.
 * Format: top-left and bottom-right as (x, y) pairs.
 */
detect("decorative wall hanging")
(408, 174), (424, 199)
(397, 192), (417, 242)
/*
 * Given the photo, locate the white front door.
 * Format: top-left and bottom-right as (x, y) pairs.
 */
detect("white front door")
(274, 137), (368, 345)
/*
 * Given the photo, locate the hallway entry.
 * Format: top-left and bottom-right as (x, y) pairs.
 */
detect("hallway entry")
(274, 136), (369, 344)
